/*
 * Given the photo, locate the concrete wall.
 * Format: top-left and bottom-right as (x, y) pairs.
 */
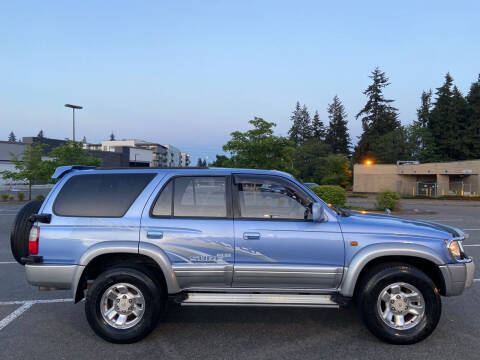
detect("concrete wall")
(0, 141), (26, 161)
(353, 164), (398, 193)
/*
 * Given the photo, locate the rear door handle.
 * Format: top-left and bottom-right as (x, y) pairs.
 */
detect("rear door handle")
(147, 231), (163, 239)
(243, 232), (261, 240)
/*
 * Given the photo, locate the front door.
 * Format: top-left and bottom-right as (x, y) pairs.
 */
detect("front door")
(232, 174), (344, 290)
(140, 175), (234, 289)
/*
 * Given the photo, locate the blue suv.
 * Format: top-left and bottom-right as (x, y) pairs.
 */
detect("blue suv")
(11, 166), (474, 344)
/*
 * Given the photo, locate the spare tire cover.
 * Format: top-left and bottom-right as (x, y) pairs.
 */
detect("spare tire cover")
(10, 199), (43, 265)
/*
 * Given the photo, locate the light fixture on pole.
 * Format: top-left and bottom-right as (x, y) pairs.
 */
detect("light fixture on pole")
(64, 104), (83, 142)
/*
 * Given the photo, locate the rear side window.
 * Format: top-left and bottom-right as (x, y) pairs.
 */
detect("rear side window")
(54, 173), (155, 217)
(151, 176), (228, 218)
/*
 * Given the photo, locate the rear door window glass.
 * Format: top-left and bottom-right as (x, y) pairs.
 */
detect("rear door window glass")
(151, 176), (228, 218)
(54, 173), (155, 217)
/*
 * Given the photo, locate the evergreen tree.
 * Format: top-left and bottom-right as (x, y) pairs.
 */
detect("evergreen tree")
(429, 73), (469, 160)
(325, 95), (351, 155)
(288, 102), (312, 146)
(110, 132), (115, 141)
(196, 158), (203, 167)
(37, 130), (44, 138)
(466, 75), (480, 158)
(429, 73), (453, 161)
(8, 131), (16, 143)
(417, 90), (433, 127)
(311, 111), (326, 141)
(407, 89), (438, 162)
(354, 67), (401, 163)
(451, 86), (469, 159)
(82, 136), (87, 143)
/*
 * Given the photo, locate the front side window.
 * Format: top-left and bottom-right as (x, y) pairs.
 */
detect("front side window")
(151, 176), (228, 218)
(234, 175), (313, 220)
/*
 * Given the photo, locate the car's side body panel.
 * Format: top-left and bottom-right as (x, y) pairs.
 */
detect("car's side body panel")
(232, 219), (344, 289)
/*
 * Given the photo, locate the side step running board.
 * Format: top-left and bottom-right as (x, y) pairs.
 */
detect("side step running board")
(180, 293), (339, 308)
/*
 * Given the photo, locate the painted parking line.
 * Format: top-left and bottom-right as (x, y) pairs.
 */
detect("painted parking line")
(0, 298), (73, 331)
(0, 302), (34, 331)
(0, 298), (73, 306)
(0, 261), (17, 264)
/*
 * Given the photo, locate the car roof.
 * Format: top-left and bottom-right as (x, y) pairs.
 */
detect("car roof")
(54, 165), (294, 179)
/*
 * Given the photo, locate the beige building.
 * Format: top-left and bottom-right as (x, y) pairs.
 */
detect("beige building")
(353, 160), (480, 197)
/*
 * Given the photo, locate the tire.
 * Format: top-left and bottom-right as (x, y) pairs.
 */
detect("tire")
(10, 199), (43, 265)
(85, 266), (165, 343)
(357, 262), (441, 345)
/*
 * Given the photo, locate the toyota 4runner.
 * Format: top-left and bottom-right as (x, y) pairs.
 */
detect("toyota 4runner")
(11, 166), (475, 344)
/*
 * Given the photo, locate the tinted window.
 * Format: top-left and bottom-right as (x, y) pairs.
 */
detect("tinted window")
(54, 173), (155, 217)
(235, 175), (312, 220)
(151, 176), (227, 218)
(151, 180), (173, 216)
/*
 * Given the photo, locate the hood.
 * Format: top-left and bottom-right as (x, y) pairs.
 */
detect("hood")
(338, 211), (464, 240)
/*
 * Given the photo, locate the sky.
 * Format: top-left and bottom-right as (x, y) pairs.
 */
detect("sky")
(1, 0), (479, 163)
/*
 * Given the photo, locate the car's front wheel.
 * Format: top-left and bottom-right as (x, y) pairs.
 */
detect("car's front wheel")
(357, 263), (442, 344)
(85, 266), (165, 343)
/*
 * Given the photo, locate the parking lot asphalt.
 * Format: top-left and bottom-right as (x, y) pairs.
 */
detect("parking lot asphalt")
(0, 199), (478, 359)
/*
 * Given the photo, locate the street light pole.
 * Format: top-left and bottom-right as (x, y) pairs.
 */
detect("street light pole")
(64, 104), (83, 142)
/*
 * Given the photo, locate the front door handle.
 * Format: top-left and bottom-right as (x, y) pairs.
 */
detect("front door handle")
(147, 231), (163, 239)
(243, 232), (261, 240)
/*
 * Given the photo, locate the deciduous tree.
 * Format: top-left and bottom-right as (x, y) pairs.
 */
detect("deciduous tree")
(0, 144), (49, 200)
(222, 117), (295, 172)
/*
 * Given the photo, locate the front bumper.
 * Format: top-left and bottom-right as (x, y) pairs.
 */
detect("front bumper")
(439, 257), (475, 296)
(26, 264), (84, 291)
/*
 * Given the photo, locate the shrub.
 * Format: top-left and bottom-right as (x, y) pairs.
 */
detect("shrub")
(311, 185), (347, 207)
(17, 192), (25, 201)
(35, 194), (45, 201)
(1, 194), (8, 201)
(376, 190), (401, 211)
(7, 195), (14, 201)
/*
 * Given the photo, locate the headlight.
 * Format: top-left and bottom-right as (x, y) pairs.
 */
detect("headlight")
(448, 240), (462, 258)
(446, 239), (467, 261)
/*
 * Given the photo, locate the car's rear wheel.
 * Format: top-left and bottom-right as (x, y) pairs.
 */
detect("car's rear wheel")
(85, 266), (165, 343)
(357, 263), (441, 344)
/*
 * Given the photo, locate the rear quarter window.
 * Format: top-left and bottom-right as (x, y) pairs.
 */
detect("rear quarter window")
(53, 173), (155, 217)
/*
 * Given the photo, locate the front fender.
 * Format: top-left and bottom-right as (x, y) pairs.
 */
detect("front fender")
(339, 242), (445, 297)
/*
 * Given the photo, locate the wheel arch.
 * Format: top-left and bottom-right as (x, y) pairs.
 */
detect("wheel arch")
(340, 243), (446, 298)
(74, 241), (180, 303)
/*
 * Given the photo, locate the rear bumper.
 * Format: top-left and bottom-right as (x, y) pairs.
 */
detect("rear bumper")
(25, 264), (84, 290)
(439, 257), (475, 296)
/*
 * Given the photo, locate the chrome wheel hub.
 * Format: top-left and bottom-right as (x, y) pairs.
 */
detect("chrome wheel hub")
(100, 283), (145, 329)
(377, 282), (425, 330)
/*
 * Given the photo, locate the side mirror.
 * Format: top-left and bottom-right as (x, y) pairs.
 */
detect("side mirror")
(312, 203), (327, 223)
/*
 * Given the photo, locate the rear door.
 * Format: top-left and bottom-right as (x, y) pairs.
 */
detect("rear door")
(232, 174), (344, 290)
(140, 174), (235, 290)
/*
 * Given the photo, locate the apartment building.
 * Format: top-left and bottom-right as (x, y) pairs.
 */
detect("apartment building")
(181, 152), (191, 167)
